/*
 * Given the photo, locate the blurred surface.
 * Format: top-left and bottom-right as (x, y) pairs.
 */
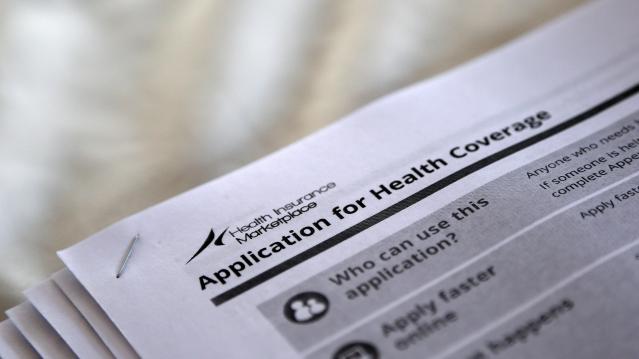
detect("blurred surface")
(0, 0), (586, 317)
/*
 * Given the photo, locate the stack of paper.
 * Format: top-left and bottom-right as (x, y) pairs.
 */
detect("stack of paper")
(3, 0), (639, 358)
(2, 270), (137, 358)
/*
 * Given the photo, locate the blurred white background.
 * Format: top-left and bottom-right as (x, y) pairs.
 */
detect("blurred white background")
(0, 0), (585, 317)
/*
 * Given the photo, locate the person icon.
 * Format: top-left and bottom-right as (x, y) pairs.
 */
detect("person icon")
(290, 300), (313, 322)
(283, 292), (330, 324)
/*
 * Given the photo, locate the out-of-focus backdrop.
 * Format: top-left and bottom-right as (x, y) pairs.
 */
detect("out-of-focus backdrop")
(0, 0), (586, 317)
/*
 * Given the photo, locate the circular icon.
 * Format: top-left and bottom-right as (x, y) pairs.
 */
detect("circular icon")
(333, 342), (379, 359)
(283, 291), (329, 324)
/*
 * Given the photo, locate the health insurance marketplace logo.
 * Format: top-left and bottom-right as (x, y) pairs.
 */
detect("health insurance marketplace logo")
(185, 182), (337, 265)
(185, 227), (228, 264)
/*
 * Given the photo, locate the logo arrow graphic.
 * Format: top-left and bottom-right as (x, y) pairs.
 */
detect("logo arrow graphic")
(186, 228), (228, 264)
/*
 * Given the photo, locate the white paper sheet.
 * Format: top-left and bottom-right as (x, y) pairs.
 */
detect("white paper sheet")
(58, 0), (639, 357)
(6, 302), (76, 359)
(52, 269), (139, 359)
(25, 279), (114, 358)
(0, 320), (39, 359)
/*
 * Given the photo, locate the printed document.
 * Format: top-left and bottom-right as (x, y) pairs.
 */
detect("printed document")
(57, 0), (639, 357)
